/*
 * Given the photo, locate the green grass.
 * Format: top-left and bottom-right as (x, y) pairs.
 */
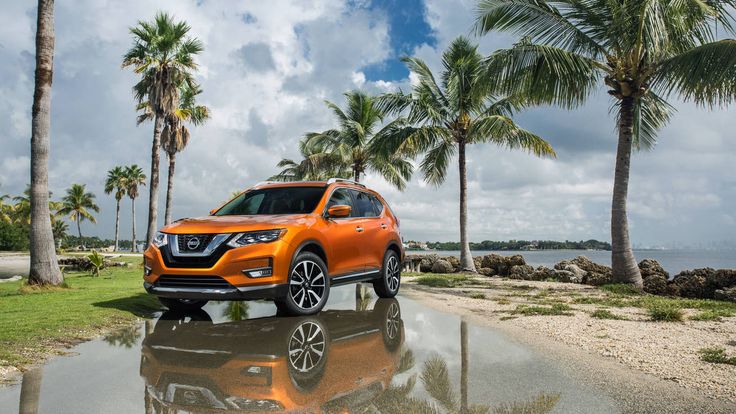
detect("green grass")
(590, 309), (628, 320)
(414, 274), (469, 288)
(647, 303), (684, 321)
(0, 256), (160, 367)
(513, 303), (573, 316)
(699, 348), (736, 366)
(599, 283), (643, 296)
(469, 292), (486, 299)
(690, 309), (735, 321)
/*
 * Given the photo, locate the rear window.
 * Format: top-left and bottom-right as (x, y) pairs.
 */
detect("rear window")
(215, 186), (326, 215)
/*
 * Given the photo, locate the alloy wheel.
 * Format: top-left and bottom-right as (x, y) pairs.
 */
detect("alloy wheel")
(385, 302), (400, 339)
(386, 256), (400, 292)
(288, 321), (326, 373)
(289, 260), (326, 310)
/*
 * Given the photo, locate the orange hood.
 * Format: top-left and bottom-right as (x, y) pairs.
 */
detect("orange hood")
(161, 214), (316, 234)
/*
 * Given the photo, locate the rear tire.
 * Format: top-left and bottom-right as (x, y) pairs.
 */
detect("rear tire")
(158, 297), (208, 312)
(373, 250), (401, 298)
(278, 251), (330, 316)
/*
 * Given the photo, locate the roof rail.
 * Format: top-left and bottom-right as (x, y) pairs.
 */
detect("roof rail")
(326, 177), (366, 188)
(254, 181), (277, 187)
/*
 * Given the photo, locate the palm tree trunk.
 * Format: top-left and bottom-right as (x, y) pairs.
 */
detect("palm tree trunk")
(131, 197), (137, 253)
(76, 212), (82, 238)
(164, 152), (176, 225)
(113, 198), (120, 251)
(28, 0), (63, 286)
(19, 367), (43, 414)
(144, 115), (163, 249)
(353, 166), (360, 182)
(611, 97), (642, 287)
(460, 319), (469, 414)
(458, 140), (476, 272)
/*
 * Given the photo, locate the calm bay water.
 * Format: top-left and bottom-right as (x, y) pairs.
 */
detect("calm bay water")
(409, 249), (736, 275)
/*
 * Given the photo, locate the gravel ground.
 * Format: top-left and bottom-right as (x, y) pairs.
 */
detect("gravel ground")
(402, 276), (736, 412)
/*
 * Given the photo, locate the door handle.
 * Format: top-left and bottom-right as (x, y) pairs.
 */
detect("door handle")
(355, 226), (364, 232)
(380, 223), (388, 229)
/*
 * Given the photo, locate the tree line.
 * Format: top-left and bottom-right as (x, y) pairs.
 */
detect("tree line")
(23, 0), (736, 289)
(417, 240), (612, 251)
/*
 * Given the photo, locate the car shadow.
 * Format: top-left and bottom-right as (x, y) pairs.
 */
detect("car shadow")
(93, 293), (162, 317)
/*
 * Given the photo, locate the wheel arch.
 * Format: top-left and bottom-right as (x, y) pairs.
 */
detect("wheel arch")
(293, 239), (329, 268)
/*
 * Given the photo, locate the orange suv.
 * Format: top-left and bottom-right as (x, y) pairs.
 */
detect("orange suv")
(143, 178), (404, 315)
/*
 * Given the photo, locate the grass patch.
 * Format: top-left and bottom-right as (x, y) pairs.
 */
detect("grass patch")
(0, 256), (160, 367)
(415, 274), (469, 288)
(699, 348), (736, 366)
(513, 303), (573, 316)
(499, 316), (518, 321)
(572, 296), (630, 307)
(495, 298), (511, 305)
(590, 309), (628, 320)
(469, 292), (486, 299)
(599, 284), (643, 296)
(647, 303), (684, 322)
(690, 309), (736, 321)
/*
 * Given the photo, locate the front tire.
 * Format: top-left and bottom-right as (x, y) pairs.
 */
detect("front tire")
(276, 252), (330, 316)
(158, 297), (208, 312)
(373, 250), (401, 298)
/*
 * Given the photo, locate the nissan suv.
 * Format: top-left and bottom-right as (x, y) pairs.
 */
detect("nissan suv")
(143, 178), (404, 315)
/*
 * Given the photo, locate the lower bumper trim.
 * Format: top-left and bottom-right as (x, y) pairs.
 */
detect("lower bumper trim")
(144, 282), (288, 301)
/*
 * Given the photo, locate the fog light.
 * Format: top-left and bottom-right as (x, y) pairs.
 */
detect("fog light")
(144, 265), (152, 276)
(243, 267), (272, 278)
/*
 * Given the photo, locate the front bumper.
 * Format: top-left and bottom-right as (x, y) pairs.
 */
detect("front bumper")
(144, 282), (288, 301)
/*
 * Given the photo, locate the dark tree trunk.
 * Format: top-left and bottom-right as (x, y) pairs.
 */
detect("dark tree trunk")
(458, 140), (476, 272)
(460, 319), (469, 413)
(19, 367), (43, 414)
(144, 115), (163, 249)
(76, 212), (82, 238)
(113, 197), (120, 251)
(611, 97), (643, 287)
(131, 197), (137, 253)
(28, 0), (63, 285)
(164, 152), (176, 225)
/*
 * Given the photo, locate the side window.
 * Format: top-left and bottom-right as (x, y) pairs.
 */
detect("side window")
(350, 190), (378, 218)
(326, 188), (354, 216)
(369, 195), (384, 216)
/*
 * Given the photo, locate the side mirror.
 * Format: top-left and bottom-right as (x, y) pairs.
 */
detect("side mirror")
(209, 208), (218, 215)
(327, 205), (351, 218)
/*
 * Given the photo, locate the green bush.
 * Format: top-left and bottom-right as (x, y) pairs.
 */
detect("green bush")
(0, 221), (29, 251)
(648, 303), (683, 321)
(699, 348), (736, 366)
(690, 309), (735, 321)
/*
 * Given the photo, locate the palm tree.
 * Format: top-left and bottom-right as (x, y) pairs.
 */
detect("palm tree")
(160, 83), (210, 225)
(28, 0), (63, 285)
(123, 12), (203, 248)
(376, 37), (555, 271)
(124, 165), (147, 253)
(270, 137), (351, 181)
(0, 194), (12, 223)
(475, 0), (736, 286)
(58, 184), (100, 239)
(302, 90), (414, 189)
(104, 166), (127, 251)
(51, 219), (68, 249)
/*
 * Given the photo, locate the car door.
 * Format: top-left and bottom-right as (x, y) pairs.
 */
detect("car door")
(322, 187), (364, 276)
(349, 190), (383, 272)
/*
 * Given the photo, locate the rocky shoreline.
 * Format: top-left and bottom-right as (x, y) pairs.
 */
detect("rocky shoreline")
(404, 253), (736, 302)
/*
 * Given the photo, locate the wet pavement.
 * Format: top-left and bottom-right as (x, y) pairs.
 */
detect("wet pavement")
(0, 285), (622, 413)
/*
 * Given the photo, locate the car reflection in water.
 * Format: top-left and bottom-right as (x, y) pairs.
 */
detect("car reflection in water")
(140, 299), (404, 413)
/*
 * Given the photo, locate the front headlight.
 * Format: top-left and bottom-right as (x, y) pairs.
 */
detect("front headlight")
(152, 232), (168, 248)
(227, 229), (286, 248)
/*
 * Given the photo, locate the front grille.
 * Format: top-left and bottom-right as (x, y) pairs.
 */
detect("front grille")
(161, 236), (232, 269)
(155, 275), (233, 290)
(176, 234), (215, 253)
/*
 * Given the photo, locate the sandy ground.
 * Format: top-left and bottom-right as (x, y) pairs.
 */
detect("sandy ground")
(403, 276), (736, 412)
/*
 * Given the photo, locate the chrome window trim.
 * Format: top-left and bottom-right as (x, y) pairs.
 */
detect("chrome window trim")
(168, 233), (232, 257)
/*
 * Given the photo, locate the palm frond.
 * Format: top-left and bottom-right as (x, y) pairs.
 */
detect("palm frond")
(420, 354), (458, 412)
(653, 39), (736, 107)
(420, 137), (456, 186)
(468, 114), (556, 158)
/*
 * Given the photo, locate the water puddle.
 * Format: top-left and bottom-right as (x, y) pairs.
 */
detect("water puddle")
(0, 285), (618, 413)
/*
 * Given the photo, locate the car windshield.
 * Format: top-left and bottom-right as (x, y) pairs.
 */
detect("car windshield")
(214, 186), (326, 216)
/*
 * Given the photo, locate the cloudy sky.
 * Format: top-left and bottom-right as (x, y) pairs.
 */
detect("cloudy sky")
(1, 0), (734, 248)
